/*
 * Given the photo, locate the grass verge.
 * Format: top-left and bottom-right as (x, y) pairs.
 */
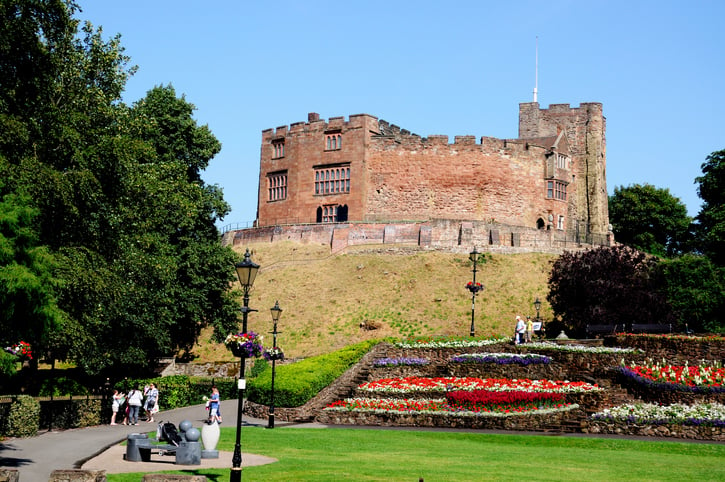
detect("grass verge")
(106, 426), (725, 481)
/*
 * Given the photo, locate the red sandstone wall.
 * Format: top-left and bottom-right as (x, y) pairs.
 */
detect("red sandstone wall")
(364, 135), (568, 230)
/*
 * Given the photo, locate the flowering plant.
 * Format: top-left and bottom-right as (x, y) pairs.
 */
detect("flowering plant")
(395, 336), (509, 349)
(451, 353), (551, 365)
(325, 397), (578, 417)
(224, 331), (264, 358)
(465, 281), (484, 293)
(591, 402), (725, 427)
(263, 346), (284, 361)
(618, 359), (725, 392)
(358, 376), (601, 394)
(374, 357), (429, 367)
(4, 341), (32, 360)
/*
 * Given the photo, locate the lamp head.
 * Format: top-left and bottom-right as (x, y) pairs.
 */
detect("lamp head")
(270, 300), (283, 323)
(235, 248), (260, 289)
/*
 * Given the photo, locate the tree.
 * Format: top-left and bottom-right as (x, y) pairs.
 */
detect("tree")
(0, 176), (66, 361)
(695, 149), (725, 265)
(608, 183), (692, 257)
(653, 255), (725, 333)
(0, 1), (239, 376)
(547, 245), (674, 335)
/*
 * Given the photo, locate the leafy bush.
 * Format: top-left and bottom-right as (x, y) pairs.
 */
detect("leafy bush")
(39, 376), (89, 396)
(6, 395), (40, 437)
(248, 339), (380, 407)
(548, 245), (674, 335)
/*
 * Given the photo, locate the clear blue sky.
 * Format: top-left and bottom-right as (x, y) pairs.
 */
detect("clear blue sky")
(79, 0), (724, 228)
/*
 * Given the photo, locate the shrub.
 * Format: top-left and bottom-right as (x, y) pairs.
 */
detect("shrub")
(7, 395), (40, 437)
(39, 377), (89, 396)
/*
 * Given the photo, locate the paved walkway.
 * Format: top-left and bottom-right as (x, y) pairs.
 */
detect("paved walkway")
(0, 400), (295, 480)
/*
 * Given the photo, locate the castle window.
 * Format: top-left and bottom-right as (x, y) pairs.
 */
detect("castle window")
(322, 204), (337, 223)
(325, 133), (342, 151)
(556, 153), (568, 169)
(268, 171), (287, 201)
(557, 215), (565, 230)
(315, 164), (350, 195)
(546, 180), (567, 201)
(272, 140), (285, 158)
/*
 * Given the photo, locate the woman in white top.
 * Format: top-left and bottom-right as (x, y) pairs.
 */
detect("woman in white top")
(127, 386), (144, 425)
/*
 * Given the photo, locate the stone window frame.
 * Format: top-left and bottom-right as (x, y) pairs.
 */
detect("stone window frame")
(556, 153), (569, 169)
(557, 215), (565, 230)
(314, 164), (350, 195)
(268, 171), (287, 201)
(546, 180), (567, 201)
(322, 204), (338, 223)
(272, 139), (285, 159)
(325, 132), (342, 151)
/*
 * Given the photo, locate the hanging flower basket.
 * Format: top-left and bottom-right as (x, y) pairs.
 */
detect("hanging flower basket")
(264, 347), (285, 361)
(4, 341), (33, 361)
(224, 331), (264, 358)
(466, 281), (484, 294)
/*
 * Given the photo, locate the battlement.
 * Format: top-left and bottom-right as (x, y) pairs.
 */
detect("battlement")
(262, 112), (379, 140)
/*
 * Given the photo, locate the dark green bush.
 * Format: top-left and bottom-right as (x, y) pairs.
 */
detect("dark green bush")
(39, 376), (89, 396)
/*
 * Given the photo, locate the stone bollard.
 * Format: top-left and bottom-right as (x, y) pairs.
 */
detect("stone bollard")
(48, 469), (106, 481)
(0, 469), (20, 482)
(141, 475), (207, 481)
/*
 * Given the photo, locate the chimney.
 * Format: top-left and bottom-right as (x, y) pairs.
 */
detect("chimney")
(308, 112), (320, 122)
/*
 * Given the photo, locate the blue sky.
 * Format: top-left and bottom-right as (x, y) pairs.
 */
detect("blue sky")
(79, 1), (724, 228)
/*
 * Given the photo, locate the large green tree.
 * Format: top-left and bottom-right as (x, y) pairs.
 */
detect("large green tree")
(608, 183), (692, 257)
(0, 1), (239, 376)
(695, 149), (725, 265)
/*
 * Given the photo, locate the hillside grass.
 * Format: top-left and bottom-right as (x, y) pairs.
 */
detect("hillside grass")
(191, 242), (556, 361)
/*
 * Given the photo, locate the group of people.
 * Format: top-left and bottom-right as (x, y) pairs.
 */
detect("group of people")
(514, 315), (536, 344)
(110, 383), (159, 426)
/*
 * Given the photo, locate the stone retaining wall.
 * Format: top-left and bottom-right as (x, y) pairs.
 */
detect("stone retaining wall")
(584, 421), (725, 441)
(317, 405), (585, 431)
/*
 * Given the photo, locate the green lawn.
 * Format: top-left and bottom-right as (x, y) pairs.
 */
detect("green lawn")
(107, 426), (725, 481)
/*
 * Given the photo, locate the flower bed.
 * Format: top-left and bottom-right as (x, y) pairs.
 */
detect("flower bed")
(450, 353), (551, 365)
(616, 360), (725, 405)
(357, 377), (602, 395)
(446, 389), (564, 412)
(319, 397), (582, 431)
(586, 402), (725, 441)
(394, 336), (510, 349)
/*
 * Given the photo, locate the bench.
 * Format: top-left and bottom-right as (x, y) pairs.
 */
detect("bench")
(631, 323), (672, 334)
(138, 442), (178, 462)
(585, 324), (618, 338)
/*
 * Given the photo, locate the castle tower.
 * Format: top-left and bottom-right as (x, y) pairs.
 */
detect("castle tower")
(518, 102), (609, 240)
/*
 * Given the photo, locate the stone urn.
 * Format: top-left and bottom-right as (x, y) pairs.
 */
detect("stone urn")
(201, 421), (220, 458)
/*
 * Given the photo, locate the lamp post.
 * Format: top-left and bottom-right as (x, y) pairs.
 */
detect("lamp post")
(267, 300), (282, 429)
(231, 248), (259, 482)
(534, 297), (542, 338)
(465, 247), (484, 337)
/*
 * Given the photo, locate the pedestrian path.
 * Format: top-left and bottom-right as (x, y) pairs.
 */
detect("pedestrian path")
(0, 400), (281, 480)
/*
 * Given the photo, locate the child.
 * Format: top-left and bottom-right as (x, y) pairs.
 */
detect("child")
(208, 386), (222, 424)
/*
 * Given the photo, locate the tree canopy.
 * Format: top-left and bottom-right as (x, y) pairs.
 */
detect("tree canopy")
(695, 149), (725, 266)
(608, 183), (691, 257)
(0, 0), (239, 377)
(548, 245), (674, 335)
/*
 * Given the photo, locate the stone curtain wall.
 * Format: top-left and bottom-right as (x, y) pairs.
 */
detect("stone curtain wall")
(229, 219), (611, 254)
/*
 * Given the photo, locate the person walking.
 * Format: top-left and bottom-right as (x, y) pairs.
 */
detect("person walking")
(207, 386), (222, 424)
(127, 385), (143, 425)
(144, 383), (159, 423)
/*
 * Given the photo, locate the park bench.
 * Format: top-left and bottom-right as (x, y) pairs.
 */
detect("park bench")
(585, 324), (618, 338)
(631, 323), (672, 334)
(125, 421), (201, 465)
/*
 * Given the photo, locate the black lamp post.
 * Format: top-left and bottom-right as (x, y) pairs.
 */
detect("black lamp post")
(267, 300), (282, 429)
(231, 248), (259, 482)
(465, 247), (484, 337)
(534, 297), (542, 337)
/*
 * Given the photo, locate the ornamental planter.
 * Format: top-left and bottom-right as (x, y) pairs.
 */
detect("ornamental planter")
(229, 344), (246, 358)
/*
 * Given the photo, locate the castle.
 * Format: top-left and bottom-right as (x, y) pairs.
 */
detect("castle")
(228, 102), (611, 253)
